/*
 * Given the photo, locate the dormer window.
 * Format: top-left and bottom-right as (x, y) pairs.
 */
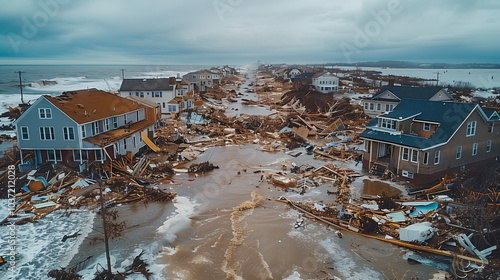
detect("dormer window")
(379, 118), (396, 129)
(423, 123), (431, 131)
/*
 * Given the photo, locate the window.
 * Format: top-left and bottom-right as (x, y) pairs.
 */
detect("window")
(140, 92), (144, 98)
(377, 103), (381, 111)
(488, 123), (494, 133)
(40, 127), (55, 140)
(385, 104), (393, 112)
(379, 118), (396, 129)
(93, 122), (99, 135)
(48, 150), (55, 161)
(487, 140), (492, 153)
(124, 114), (127, 124)
(456, 146), (462, 159)
(133, 136), (136, 149)
(434, 150), (440, 165)
(466, 121), (477, 136)
(104, 119), (110, 131)
(411, 150), (418, 163)
(168, 105), (176, 112)
(39, 108), (52, 119)
(81, 150), (88, 161)
(95, 150), (103, 161)
(81, 126), (86, 138)
(402, 147), (409, 161)
(63, 127), (75, 140)
(113, 117), (118, 129)
(136, 111), (139, 121)
(73, 150), (81, 161)
(423, 152), (429, 165)
(122, 139), (127, 150)
(472, 143), (478, 156)
(423, 123), (431, 131)
(55, 150), (62, 161)
(369, 103), (374, 110)
(21, 126), (29, 140)
(162, 102), (166, 108)
(364, 103), (369, 110)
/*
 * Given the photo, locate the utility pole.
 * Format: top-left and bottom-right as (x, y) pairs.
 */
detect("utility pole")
(99, 180), (113, 277)
(15, 71), (25, 104)
(435, 71), (440, 86)
(121, 69), (125, 80)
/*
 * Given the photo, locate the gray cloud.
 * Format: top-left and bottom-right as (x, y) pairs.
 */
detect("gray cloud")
(1, 0), (499, 64)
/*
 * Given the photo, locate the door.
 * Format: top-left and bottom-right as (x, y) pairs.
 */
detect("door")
(378, 143), (386, 158)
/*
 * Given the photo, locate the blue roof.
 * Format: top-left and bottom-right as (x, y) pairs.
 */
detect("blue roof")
(371, 85), (445, 101)
(361, 99), (478, 149)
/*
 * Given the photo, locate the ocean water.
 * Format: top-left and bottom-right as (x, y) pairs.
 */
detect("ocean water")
(0, 64), (217, 111)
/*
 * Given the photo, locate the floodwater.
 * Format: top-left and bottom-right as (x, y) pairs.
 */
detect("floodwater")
(224, 68), (275, 117)
(362, 179), (403, 197)
(155, 145), (446, 279)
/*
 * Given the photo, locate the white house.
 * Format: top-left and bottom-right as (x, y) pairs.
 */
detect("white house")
(312, 72), (339, 93)
(119, 78), (175, 117)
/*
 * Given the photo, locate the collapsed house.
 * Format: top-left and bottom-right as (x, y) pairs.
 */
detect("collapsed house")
(360, 99), (500, 185)
(13, 89), (160, 168)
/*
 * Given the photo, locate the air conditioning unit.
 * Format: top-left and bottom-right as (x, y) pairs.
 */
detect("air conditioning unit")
(402, 170), (414, 179)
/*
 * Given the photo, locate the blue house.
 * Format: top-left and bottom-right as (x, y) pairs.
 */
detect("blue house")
(14, 89), (158, 167)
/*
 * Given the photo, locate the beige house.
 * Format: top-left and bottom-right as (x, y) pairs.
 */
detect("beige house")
(360, 99), (500, 185)
(362, 86), (454, 118)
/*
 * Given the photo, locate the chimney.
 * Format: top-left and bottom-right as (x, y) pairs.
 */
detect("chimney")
(169, 77), (176, 85)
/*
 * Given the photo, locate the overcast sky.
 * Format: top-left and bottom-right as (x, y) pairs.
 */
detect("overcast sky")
(1, 0), (499, 65)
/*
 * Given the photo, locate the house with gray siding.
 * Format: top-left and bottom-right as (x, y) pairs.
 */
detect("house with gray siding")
(14, 89), (157, 166)
(362, 86), (454, 118)
(183, 70), (220, 92)
(360, 99), (500, 185)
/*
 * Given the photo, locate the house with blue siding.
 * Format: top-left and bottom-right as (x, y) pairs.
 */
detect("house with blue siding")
(14, 89), (158, 166)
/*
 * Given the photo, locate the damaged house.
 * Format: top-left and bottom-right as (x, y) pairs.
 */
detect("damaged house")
(183, 70), (220, 92)
(360, 99), (500, 185)
(14, 89), (159, 167)
(119, 76), (197, 117)
(362, 86), (454, 118)
(311, 72), (339, 93)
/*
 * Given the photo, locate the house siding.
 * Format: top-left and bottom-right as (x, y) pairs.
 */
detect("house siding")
(16, 98), (79, 150)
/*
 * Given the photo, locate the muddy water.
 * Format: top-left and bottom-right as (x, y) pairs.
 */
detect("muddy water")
(225, 68), (274, 117)
(362, 179), (402, 197)
(157, 145), (445, 279)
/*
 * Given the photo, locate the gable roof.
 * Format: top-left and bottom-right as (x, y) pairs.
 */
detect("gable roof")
(119, 78), (174, 91)
(483, 108), (500, 121)
(45, 89), (145, 124)
(371, 86), (445, 101)
(360, 99), (479, 149)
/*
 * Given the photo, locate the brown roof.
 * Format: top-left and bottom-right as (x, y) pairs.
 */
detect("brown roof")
(84, 118), (155, 147)
(45, 89), (145, 124)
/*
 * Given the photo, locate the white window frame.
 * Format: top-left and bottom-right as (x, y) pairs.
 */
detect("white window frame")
(423, 152), (429, 165)
(133, 136), (137, 149)
(93, 121), (99, 135)
(39, 108), (52, 119)
(466, 121), (477, 137)
(73, 150), (81, 161)
(376, 103), (381, 111)
(434, 150), (440, 165)
(364, 103), (369, 110)
(81, 125), (86, 138)
(410, 149), (418, 163)
(385, 104), (393, 112)
(113, 117), (118, 128)
(47, 150), (55, 161)
(369, 103), (374, 110)
(55, 150), (62, 161)
(486, 140), (492, 153)
(402, 147), (409, 161)
(21, 126), (29, 140)
(63, 127), (75, 141)
(40, 126), (55, 140)
(472, 143), (478, 156)
(104, 119), (110, 131)
(456, 146), (462, 159)
(423, 123), (431, 131)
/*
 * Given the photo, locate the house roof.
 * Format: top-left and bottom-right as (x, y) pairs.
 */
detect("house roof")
(312, 72), (338, 79)
(483, 108), (500, 121)
(125, 96), (160, 108)
(371, 85), (445, 101)
(360, 99), (478, 149)
(119, 78), (174, 91)
(84, 118), (155, 147)
(45, 89), (146, 124)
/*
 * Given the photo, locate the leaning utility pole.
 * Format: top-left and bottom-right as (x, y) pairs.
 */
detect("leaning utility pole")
(99, 180), (113, 277)
(15, 71), (25, 104)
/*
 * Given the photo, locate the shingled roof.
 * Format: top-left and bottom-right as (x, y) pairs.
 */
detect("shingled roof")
(360, 99), (479, 149)
(371, 85), (446, 101)
(119, 78), (174, 91)
(45, 88), (145, 124)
